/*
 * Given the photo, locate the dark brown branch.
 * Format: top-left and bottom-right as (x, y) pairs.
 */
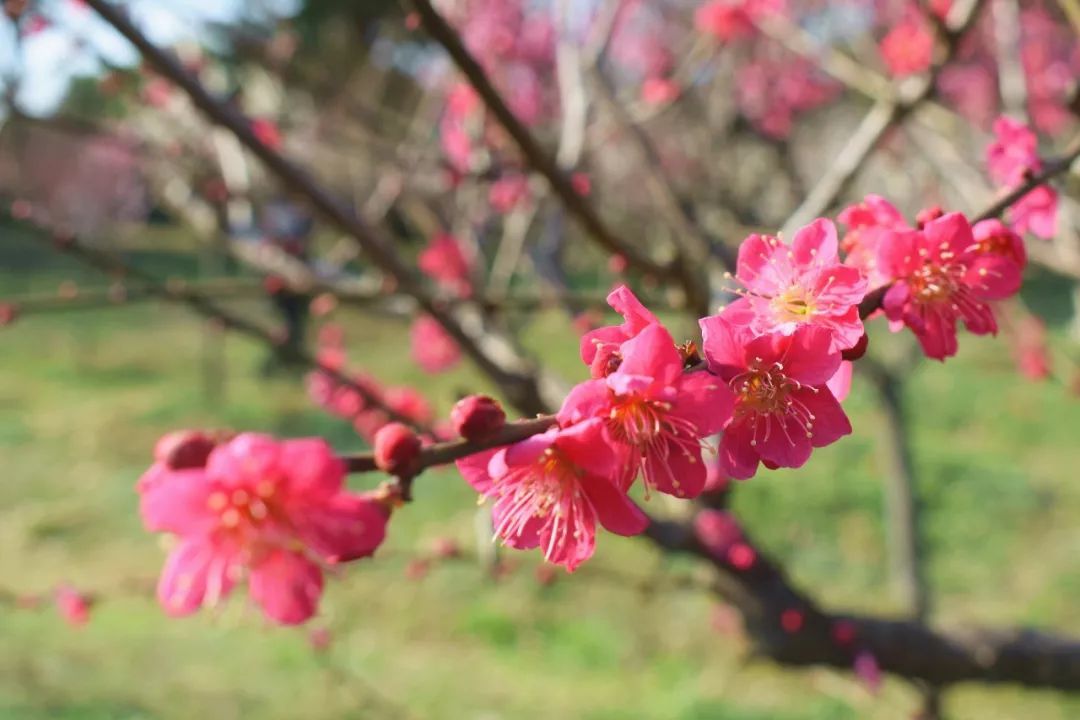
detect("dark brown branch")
(343, 416), (556, 474)
(643, 516), (1080, 691)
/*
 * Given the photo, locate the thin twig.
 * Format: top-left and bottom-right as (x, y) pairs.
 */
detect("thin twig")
(408, 0), (680, 287)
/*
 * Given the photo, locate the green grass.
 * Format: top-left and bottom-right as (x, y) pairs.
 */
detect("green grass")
(3, 244), (1080, 719)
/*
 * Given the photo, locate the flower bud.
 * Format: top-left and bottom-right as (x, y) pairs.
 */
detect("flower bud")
(693, 509), (744, 559)
(154, 430), (218, 470)
(373, 422), (422, 475)
(308, 627), (332, 652)
(405, 558), (430, 581)
(831, 620), (857, 646)
(55, 585), (92, 627)
(431, 537), (461, 559)
(916, 205), (944, 228)
(780, 608), (804, 633)
(841, 332), (869, 361)
(450, 395), (506, 441)
(0, 302), (19, 327)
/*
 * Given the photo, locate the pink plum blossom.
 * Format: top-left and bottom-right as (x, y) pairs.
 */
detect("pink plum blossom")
(579, 285), (660, 378)
(1012, 313), (1051, 381)
(559, 324), (735, 498)
(877, 212), (1020, 360)
(456, 419), (648, 571)
(735, 56), (839, 139)
(880, 18), (934, 77)
(722, 219), (868, 352)
(987, 117), (1041, 185)
(641, 77), (681, 105)
(694, 0), (785, 41)
(971, 219), (1027, 298)
(838, 195), (911, 288)
(700, 316), (852, 479)
(986, 117), (1058, 238)
(418, 233), (473, 297)
(55, 585), (92, 626)
(488, 174), (531, 214)
(139, 434), (389, 625)
(410, 314), (462, 374)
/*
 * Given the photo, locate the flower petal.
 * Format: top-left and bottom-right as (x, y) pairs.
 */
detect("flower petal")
(582, 476), (649, 537)
(139, 465), (216, 535)
(157, 537), (236, 617)
(248, 549), (324, 626)
(292, 492), (388, 563)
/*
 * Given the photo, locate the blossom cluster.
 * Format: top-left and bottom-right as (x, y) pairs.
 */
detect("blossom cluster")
(454, 197), (1030, 571)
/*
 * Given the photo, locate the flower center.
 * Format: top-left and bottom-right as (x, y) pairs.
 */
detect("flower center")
(492, 449), (592, 561)
(207, 482), (276, 532)
(770, 286), (816, 323)
(729, 361), (818, 446)
(494, 449), (577, 520)
(975, 231), (1021, 264)
(606, 392), (705, 496)
(732, 363), (793, 415)
(908, 262), (960, 304)
(606, 395), (670, 445)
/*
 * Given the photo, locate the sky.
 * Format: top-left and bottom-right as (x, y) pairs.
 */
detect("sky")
(0, 0), (299, 116)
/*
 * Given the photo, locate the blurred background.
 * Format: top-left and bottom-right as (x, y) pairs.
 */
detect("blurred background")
(1, 0), (1080, 718)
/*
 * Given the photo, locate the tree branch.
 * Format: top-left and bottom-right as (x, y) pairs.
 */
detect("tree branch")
(780, 0), (989, 235)
(408, 0), (685, 289)
(83, 0), (554, 416)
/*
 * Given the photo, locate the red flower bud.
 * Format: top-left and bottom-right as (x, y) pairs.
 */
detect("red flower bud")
(831, 620), (858, 646)
(693, 509), (744, 557)
(263, 275), (286, 295)
(727, 542), (756, 570)
(431, 537), (461, 559)
(916, 205), (944, 228)
(10, 198), (33, 219)
(308, 627), (332, 652)
(450, 395), (506, 441)
(154, 430), (218, 470)
(405, 558), (430, 581)
(310, 293), (338, 317)
(373, 422), (422, 475)
(0, 302), (19, 327)
(55, 585), (92, 627)
(841, 332), (869, 361)
(780, 608), (805, 633)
